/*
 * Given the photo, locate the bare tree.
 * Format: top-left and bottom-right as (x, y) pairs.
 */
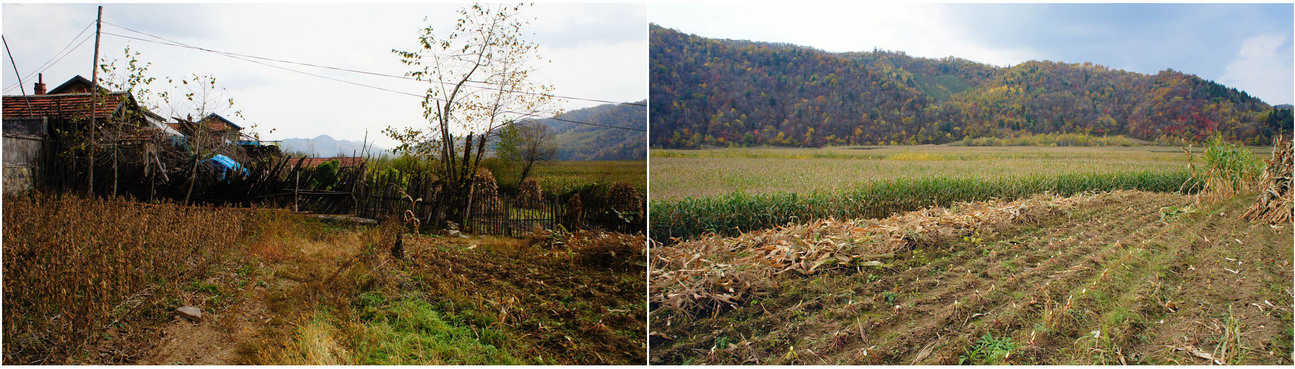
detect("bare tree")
(496, 121), (557, 183)
(159, 74), (242, 204)
(385, 3), (557, 225)
(97, 45), (161, 197)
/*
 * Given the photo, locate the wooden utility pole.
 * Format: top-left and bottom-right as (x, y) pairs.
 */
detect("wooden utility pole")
(3, 36), (33, 112)
(87, 5), (102, 196)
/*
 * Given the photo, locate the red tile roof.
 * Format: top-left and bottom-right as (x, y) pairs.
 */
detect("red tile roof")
(2, 92), (129, 120)
(292, 157), (366, 169)
(201, 113), (242, 131)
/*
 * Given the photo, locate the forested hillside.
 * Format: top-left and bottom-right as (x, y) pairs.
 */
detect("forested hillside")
(650, 25), (1290, 148)
(526, 101), (646, 160)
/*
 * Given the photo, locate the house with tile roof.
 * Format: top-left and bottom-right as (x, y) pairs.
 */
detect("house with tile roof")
(2, 75), (177, 193)
(166, 113), (244, 144)
(4, 75), (132, 123)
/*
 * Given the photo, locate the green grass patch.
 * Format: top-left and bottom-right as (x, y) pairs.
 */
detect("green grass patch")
(272, 299), (520, 365)
(651, 170), (1197, 242)
(352, 298), (520, 365)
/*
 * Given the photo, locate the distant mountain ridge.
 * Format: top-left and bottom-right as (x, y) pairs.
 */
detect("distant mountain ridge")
(287, 103), (644, 162)
(279, 135), (388, 158)
(650, 24), (1291, 148)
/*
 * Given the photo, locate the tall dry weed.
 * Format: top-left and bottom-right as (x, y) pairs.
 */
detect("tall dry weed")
(2, 194), (252, 364)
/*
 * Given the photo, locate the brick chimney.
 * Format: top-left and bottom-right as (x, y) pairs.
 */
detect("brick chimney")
(33, 73), (45, 95)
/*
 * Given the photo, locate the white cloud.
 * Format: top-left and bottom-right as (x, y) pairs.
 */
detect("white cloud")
(1219, 33), (1294, 105)
(650, 3), (1038, 67)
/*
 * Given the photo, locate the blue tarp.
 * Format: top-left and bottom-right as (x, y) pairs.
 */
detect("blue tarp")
(206, 154), (248, 181)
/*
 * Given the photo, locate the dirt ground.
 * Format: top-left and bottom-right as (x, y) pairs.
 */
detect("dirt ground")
(649, 191), (1293, 365)
(133, 274), (283, 364)
(77, 221), (377, 364)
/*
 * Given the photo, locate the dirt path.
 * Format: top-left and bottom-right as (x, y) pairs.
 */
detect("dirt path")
(136, 276), (276, 365)
(138, 224), (363, 364)
(650, 191), (1293, 365)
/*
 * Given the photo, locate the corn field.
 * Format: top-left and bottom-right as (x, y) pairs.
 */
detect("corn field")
(2, 194), (258, 364)
(650, 170), (1197, 242)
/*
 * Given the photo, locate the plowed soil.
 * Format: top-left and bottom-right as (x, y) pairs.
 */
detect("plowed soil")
(649, 191), (1293, 365)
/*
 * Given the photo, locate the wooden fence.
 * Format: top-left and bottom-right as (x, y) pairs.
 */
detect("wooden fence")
(352, 171), (442, 226)
(464, 193), (644, 237)
(12, 125), (643, 237)
(467, 194), (561, 237)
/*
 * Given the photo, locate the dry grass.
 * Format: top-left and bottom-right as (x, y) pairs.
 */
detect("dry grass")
(563, 229), (646, 272)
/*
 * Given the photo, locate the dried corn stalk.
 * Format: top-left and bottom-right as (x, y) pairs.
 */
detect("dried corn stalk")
(650, 192), (1107, 317)
(1243, 136), (1293, 224)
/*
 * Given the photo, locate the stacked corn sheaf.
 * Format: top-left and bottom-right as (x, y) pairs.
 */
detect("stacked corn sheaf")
(1242, 136), (1293, 224)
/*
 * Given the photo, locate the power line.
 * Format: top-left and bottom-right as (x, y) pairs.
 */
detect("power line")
(3, 36), (33, 112)
(507, 110), (646, 131)
(3, 20), (94, 91)
(99, 31), (645, 132)
(3, 21), (96, 93)
(101, 21), (645, 107)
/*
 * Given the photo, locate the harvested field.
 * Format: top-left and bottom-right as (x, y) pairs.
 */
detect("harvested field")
(649, 190), (1294, 365)
(251, 227), (647, 365)
(3, 194), (646, 365)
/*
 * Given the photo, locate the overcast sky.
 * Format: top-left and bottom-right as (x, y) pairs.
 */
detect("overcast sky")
(651, 2), (1294, 106)
(2, 3), (647, 148)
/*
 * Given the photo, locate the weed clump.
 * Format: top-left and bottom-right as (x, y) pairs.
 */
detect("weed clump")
(959, 333), (1018, 364)
(1185, 135), (1263, 205)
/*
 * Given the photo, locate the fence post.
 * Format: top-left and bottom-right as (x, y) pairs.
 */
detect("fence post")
(549, 196), (556, 231)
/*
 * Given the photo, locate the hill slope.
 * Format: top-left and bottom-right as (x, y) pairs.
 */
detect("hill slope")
(650, 25), (1290, 148)
(525, 101), (647, 161)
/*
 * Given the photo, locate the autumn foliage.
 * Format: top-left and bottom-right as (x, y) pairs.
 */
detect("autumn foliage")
(650, 25), (1289, 148)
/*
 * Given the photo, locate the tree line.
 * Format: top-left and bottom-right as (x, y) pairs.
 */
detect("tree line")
(650, 25), (1291, 148)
